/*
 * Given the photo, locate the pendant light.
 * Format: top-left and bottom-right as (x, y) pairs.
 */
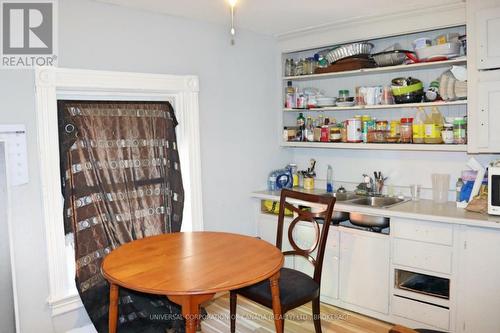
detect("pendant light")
(228, 0), (237, 45)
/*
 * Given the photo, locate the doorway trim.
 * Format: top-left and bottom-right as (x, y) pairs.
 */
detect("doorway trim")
(34, 67), (203, 315)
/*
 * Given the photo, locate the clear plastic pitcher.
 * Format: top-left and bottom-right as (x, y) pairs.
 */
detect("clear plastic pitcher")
(431, 173), (450, 203)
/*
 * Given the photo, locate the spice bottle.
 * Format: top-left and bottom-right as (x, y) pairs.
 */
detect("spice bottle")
(296, 113), (305, 141)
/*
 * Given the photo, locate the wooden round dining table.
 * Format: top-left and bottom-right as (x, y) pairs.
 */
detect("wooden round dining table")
(101, 231), (285, 333)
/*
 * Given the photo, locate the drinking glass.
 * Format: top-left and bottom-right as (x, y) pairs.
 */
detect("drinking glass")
(409, 184), (421, 201)
(431, 174), (450, 203)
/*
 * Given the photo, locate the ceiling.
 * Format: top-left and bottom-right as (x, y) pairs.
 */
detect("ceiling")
(95, 0), (463, 37)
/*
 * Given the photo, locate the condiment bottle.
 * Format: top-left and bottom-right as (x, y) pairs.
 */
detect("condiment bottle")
(400, 118), (413, 143)
(297, 113), (305, 141)
(413, 107), (427, 144)
(285, 81), (296, 108)
(424, 106), (444, 144)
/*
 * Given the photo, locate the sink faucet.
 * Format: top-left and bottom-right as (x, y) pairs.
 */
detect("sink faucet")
(356, 172), (387, 196)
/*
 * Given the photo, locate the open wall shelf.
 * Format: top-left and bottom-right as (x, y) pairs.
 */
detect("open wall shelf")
(282, 141), (467, 152)
(284, 100), (467, 112)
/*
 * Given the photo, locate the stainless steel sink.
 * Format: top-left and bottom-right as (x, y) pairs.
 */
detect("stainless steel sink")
(348, 196), (407, 208)
(320, 192), (361, 223)
(347, 196), (408, 229)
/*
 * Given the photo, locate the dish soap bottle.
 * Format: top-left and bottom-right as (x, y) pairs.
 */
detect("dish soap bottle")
(413, 107), (427, 144)
(424, 106), (444, 144)
(326, 165), (334, 193)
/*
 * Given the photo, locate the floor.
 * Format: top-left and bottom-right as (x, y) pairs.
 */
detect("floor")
(201, 294), (393, 333)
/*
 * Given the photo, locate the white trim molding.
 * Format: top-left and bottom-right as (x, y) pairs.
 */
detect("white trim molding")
(277, 1), (466, 52)
(34, 67), (204, 315)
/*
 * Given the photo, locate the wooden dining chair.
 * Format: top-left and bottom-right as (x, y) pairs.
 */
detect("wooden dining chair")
(230, 189), (336, 333)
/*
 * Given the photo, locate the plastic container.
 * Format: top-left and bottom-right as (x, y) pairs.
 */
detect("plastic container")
(432, 173), (450, 203)
(400, 118), (413, 143)
(413, 107), (427, 144)
(453, 118), (467, 144)
(424, 107), (444, 144)
(442, 123), (454, 144)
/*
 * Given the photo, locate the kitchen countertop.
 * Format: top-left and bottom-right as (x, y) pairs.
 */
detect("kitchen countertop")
(252, 189), (500, 230)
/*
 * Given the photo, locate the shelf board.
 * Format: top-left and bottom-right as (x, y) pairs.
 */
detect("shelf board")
(283, 57), (467, 81)
(284, 100), (467, 112)
(281, 141), (467, 152)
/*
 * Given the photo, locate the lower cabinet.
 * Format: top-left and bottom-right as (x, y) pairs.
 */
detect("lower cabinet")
(339, 229), (390, 315)
(457, 226), (500, 333)
(257, 211), (500, 332)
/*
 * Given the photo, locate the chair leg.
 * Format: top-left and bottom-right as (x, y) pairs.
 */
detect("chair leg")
(312, 297), (322, 333)
(230, 291), (237, 333)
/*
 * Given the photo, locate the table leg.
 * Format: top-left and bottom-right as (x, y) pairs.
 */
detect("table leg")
(109, 283), (119, 333)
(168, 294), (215, 333)
(269, 272), (283, 333)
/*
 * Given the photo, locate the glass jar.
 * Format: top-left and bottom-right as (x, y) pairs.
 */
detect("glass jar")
(284, 58), (294, 77)
(400, 117), (413, 143)
(330, 127), (342, 142)
(376, 120), (389, 131)
(305, 57), (317, 75)
(453, 118), (467, 144)
(442, 123), (454, 144)
(339, 90), (350, 99)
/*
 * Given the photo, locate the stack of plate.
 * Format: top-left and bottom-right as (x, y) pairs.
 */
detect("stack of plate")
(316, 97), (336, 107)
(439, 70), (467, 101)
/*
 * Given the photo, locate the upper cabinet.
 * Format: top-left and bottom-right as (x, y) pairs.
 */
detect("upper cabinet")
(466, 0), (500, 153)
(476, 7), (500, 70)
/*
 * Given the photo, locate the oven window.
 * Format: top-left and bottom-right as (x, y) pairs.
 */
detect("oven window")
(492, 175), (500, 207)
(395, 269), (450, 299)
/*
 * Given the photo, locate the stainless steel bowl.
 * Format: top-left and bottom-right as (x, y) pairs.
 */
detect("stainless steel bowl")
(325, 42), (374, 64)
(372, 50), (414, 67)
(349, 213), (390, 228)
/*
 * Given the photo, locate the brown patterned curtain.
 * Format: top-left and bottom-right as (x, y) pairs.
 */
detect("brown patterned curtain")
(58, 101), (185, 332)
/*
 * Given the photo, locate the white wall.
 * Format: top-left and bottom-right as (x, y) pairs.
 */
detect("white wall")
(0, 0), (287, 331)
(290, 149), (497, 200)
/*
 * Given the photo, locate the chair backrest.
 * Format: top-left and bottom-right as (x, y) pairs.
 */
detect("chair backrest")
(275, 189), (336, 285)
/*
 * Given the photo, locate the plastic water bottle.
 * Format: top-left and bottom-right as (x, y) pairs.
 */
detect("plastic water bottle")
(268, 170), (277, 191)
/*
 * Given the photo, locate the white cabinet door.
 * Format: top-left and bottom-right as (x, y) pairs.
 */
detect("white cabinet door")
(321, 229), (340, 301)
(458, 227), (500, 333)
(475, 74), (500, 150)
(339, 230), (390, 314)
(257, 213), (294, 268)
(292, 223), (340, 301)
(477, 6), (500, 70)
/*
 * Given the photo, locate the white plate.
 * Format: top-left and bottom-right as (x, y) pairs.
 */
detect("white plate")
(336, 101), (356, 107)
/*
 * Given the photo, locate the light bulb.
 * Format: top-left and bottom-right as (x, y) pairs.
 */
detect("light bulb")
(228, 0), (237, 7)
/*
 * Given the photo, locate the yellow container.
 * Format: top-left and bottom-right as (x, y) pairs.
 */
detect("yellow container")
(304, 177), (315, 190)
